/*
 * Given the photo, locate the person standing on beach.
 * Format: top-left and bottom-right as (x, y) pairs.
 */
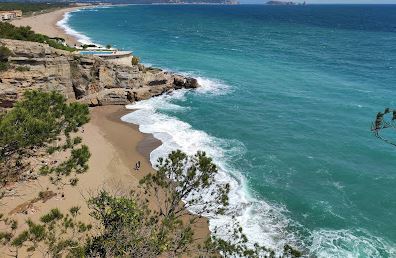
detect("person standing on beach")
(135, 161), (141, 171)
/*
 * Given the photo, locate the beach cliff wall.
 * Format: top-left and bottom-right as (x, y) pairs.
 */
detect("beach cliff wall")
(0, 39), (198, 109)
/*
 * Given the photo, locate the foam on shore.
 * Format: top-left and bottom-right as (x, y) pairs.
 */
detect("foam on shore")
(121, 76), (300, 255)
(62, 10), (396, 257)
(56, 10), (94, 45)
(121, 76), (396, 257)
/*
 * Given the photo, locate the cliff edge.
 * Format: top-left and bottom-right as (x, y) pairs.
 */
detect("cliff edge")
(0, 39), (198, 110)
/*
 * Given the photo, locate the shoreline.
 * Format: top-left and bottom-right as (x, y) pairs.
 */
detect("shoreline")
(10, 4), (132, 47)
(3, 6), (212, 253)
(11, 6), (84, 46)
(0, 106), (210, 257)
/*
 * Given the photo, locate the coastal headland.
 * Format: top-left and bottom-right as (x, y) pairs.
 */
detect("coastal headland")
(0, 5), (211, 257)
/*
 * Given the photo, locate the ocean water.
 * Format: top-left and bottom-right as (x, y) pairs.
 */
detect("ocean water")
(63, 5), (396, 257)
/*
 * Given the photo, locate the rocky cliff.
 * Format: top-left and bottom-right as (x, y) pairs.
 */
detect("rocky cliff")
(0, 39), (198, 110)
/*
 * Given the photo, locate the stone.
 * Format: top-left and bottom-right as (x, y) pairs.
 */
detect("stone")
(0, 39), (200, 108)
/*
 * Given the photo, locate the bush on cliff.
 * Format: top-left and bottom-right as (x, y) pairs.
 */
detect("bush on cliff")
(131, 55), (140, 65)
(0, 61), (8, 71)
(0, 45), (12, 62)
(0, 45), (12, 71)
(0, 90), (90, 187)
(15, 65), (30, 72)
(0, 22), (76, 52)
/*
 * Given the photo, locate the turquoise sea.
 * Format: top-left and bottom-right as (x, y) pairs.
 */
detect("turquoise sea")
(62, 5), (396, 257)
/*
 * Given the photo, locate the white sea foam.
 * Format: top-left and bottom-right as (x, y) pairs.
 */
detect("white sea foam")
(309, 229), (396, 258)
(60, 8), (395, 257)
(194, 76), (231, 95)
(56, 10), (95, 45)
(121, 76), (298, 255)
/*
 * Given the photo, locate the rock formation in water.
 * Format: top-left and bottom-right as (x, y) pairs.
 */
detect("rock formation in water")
(0, 39), (199, 110)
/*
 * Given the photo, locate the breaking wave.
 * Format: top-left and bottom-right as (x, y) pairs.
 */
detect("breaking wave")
(57, 9), (94, 45)
(121, 76), (299, 255)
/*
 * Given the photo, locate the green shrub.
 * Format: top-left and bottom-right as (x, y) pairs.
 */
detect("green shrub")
(131, 56), (140, 66)
(0, 22), (76, 52)
(0, 62), (8, 71)
(15, 66), (30, 72)
(0, 90), (90, 185)
(0, 46), (12, 62)
(0, 3), (70, 15)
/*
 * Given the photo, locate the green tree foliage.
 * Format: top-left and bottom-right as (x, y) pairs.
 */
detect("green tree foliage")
(85, 150), (301, 257)
(0, 3), (70, 15)
(0, 151), (302, 257)
(131, 56), (140, 65)
(86, 191), (172, 257)
(0, 90), (90, 186)
(141, 150), (230, 218)
(0, 61), (9, 71)
(40, 145), (90, 186)
(0, 22), (76, 52)
(0, 45), (12, 62)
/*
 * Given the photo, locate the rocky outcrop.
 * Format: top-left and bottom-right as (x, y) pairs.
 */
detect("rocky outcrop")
(0, 39), (199, 110)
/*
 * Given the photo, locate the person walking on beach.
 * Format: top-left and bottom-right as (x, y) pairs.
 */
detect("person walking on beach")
(134, 161), (141, 171)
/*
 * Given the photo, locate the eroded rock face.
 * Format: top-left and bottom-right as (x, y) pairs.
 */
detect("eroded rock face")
(0, 39), (199, 110)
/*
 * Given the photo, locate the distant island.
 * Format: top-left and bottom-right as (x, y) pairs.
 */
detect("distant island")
(266, 1), (306, 5)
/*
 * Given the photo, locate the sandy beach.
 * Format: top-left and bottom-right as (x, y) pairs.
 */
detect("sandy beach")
(1, 7), (210, 256)
(11, 7), (83, 46)
(0, 106), (210, 257)
(11, 5), (134, 65)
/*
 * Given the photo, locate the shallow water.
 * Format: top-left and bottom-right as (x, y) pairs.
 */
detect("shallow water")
(65, 5), (396, 257)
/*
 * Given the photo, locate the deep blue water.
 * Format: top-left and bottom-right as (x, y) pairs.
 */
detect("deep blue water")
(66, 5), (396, 257)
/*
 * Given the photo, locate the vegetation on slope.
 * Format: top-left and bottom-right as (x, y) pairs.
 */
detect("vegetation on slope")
(0, 91), (301, 257)
(0, 90), (90, 189)
(0, 2), (70, 15)
(0, 149), (302, 257)
(0, 22), (76, 51)
(0, 45), (12, 71)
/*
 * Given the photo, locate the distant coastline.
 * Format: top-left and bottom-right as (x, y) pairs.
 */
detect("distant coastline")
(266, 0), (306, 5)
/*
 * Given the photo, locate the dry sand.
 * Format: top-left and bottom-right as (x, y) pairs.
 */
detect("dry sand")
(11, 5), (133, 66)
(2, 7), (211, 256)
(11, 7), (83, 46)
(0, 106), (210, 257)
